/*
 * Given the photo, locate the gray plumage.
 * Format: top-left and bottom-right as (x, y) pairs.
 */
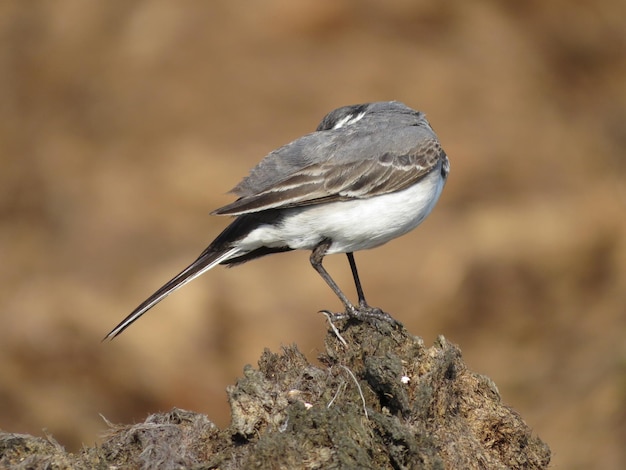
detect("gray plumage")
(105, 101), (449, 339)
(217, 101), (443, 215)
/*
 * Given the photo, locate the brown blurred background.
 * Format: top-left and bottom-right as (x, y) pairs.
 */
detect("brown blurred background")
(1, 1), (624, 468)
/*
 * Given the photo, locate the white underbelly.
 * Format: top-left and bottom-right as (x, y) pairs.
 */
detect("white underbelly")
(238, 165), (446, 254)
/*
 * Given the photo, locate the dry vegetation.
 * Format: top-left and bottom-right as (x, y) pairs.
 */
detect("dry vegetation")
(0, 1), (624, 469)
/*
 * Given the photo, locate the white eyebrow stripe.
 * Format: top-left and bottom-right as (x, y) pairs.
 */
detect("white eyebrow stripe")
(332, 111), (366, 129)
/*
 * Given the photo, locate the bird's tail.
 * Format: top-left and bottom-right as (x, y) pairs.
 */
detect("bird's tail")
(104, 247), (240, 340)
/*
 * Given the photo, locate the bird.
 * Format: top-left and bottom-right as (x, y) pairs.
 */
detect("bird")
(105, 101), (449, 339)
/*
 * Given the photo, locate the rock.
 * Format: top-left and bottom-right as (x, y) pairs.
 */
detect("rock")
(0, 319), (550, 469)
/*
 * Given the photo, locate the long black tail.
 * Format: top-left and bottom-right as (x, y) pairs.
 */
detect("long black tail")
(104, 210), (295, 340)
(104, 247), (240, 340)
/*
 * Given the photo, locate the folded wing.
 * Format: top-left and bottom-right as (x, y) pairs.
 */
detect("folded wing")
(213, 138), (445, 216)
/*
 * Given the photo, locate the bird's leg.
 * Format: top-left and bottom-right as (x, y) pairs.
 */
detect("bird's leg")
(310, 242), (400, 325)
(345, 252), (402, 325)
(346, 252), (368, 309)
(310, 240), (358, 316)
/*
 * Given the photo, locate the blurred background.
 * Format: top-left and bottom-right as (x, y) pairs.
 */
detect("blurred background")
(1, 1), (624, 468)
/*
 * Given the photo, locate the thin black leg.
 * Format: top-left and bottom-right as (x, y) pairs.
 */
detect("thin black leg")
(310, 240), (357, 314)
(345, 251), (401, 326)
(346, 252), (368, 308)
(311, 241), (401, 326)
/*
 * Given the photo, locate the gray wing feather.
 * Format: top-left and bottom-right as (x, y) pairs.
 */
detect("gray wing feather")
(213, 130), (445, 216)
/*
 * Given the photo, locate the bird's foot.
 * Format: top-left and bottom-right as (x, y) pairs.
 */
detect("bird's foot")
(322, 303), (402, 327)
(354, 303), (402, 327)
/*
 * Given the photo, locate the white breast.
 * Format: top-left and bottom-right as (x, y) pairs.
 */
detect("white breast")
(238, 163), (446, 255)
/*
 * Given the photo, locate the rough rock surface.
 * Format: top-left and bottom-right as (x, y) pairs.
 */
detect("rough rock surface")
(0, 319), (550, 469)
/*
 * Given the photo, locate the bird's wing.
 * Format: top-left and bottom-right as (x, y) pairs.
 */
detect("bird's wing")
(213, 137), (445, 216)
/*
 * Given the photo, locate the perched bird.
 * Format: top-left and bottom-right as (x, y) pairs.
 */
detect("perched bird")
(105, 101), (449, 339)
